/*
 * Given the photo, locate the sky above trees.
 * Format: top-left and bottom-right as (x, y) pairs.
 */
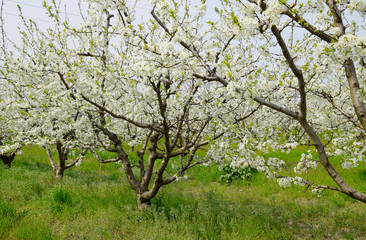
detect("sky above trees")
(2, 0), (223, 41)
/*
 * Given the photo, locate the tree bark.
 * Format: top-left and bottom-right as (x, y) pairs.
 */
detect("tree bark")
(137, 193), (151, 211)
(54, 166), (65, 178)
(344, 59), (366, 130)
(1, 153), (15, 169)
(46, 143), (69, 178)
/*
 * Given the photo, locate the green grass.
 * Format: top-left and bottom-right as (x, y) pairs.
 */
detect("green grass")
(0, 146), (365, 239)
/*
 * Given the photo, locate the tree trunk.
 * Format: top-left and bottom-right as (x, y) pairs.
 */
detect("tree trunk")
(1, 154), (15, 169)
(2, 158), (12, 168)
(137, 193), (151, 211)
(53, 142), (67, 178)
(54, 167), (65, 178)
(344, 59), (366, 130)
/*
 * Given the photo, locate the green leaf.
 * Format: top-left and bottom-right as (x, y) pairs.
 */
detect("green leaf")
(231, 12), (239, 25)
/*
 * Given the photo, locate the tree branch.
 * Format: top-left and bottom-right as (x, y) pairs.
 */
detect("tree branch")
(150, 8), (228, 87)
(215, 34), (236, 63)
(318, 91), (363, 129)
(271, 25), (307, 119)
(90, 148), (120, 164)
(82, 94), (163, 133)
(276, 174), (341, 192)
(253, 97), (299, 119)
(65, 150), (87, 168)
(45, 147), (56, 170)
(282, 9), (335, 43)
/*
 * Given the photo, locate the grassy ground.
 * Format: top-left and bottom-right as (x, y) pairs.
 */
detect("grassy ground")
(0, 145), (366, 239)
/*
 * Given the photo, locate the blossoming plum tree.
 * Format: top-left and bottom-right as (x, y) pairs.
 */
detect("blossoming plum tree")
(0, 0), (254, 210)
(67, 0), (253, 210)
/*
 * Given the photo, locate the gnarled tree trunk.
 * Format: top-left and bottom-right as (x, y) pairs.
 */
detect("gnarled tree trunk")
(137, 193), (152, 211)
(54, 166), (66, 178)
(45, 141), (85, 178)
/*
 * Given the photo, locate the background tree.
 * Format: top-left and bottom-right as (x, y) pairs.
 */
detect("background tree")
(0, 1), (93, 176)
(0, 84), (23, 168)
(0, 0), (22, 168)
(215, 0), (366, 202)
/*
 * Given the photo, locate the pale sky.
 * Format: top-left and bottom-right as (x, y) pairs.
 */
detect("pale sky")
(2, 0), (221, 42)
(1, 0), (364, 46)
(2, 0), (156, 41)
